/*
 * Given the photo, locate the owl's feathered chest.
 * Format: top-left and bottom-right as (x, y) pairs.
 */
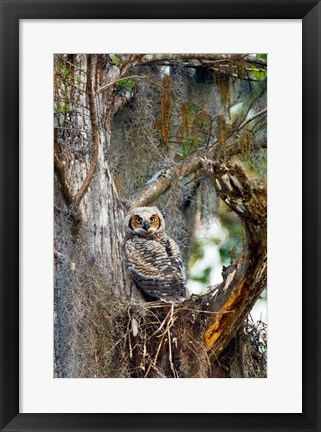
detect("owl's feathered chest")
(125, 231), (172, 253)
(124, 231), (186, 300)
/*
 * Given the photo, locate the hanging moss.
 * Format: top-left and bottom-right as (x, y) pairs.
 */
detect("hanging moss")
(217, 115), (228, 158)
(229, 54), (247, 80)
(193, 110), (212, 149)
(240, 130), (254, 157)
(213, 70), (232, 110)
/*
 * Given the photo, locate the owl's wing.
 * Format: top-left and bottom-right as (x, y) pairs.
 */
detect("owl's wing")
(125, 236), (186, 299)
(161, 236), (186, 280)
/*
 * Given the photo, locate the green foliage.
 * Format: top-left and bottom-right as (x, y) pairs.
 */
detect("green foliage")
(219, 239), (242, 264)
(110, 54), (121, 65)
(243, 148), (267, 181)
(116, 79), (135, 90)
(189, 239), (205, 266)
(252, 70), (267, 80)
(57, 64), (70, 78)
(190, 266), (212, 284)
(188, 236), (221, 287)
(55, 103), (73, 114)
(218, 210), (244, 264)
(249, 54), (267, 80)
(180, 135), (197, 158)
(188, 102), (201, 115)
(251, 84), (267, 100)
(134, 176), (146, 189)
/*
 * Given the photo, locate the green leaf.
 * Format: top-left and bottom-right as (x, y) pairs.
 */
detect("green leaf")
(116, 79), (135, 90)
(252, 70), (267, 80)
(110, 54), (121, 65)
(190, 266), (212, 284)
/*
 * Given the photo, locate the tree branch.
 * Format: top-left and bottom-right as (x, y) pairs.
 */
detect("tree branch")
(139, 53), (267, 68)
(139, 54), (230, 65)
(236, 108), (267, 132)
(97, 75), (162, 95)
(120, 54), (144, 77)
(130, 154), (201, 208)
(200, 160), (267, 356)
(244, 54), (267, 67)
(130, 127), (267, 209)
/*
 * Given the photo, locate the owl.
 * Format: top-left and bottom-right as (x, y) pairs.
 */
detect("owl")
(125, 206), (186, 301)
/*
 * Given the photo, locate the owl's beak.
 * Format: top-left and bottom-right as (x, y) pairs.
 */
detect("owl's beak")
(142, 221), (150, 231)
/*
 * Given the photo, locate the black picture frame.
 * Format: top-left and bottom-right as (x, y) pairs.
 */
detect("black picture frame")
(0, 1), (320, 431)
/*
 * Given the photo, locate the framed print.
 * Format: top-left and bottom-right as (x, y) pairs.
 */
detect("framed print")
(0, 1), (320, 431)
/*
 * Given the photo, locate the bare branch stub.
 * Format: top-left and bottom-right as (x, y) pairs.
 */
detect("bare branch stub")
(200, 160), (267, 358)
(120, 54), (144, 77)
(130, 154), (202, 208)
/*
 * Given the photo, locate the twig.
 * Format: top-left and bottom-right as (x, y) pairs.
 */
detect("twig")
(144, 305), (177, 377)
(97, 75), (162, 94)
(101, 338), (122, 359)
(94, 349), (100, 377)
(127, 308), (133, 358)
(55, 54), (87, 73)
(177, 307), (234, 315)
(55, 72), (88, 94)
(120, 54), (145, 77)
(144, 331), (166, 378)
(167, 304), (177, 377)
(151, 309), (172, 336)
(236, 108), (267, 132)
(168, 327), (176, 376)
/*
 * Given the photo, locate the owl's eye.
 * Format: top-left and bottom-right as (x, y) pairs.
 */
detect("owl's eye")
(135, 216), (142, 224)
(149, 216), (156, 224)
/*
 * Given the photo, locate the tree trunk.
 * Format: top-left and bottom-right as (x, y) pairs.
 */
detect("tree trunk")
(54, 54), (134, 377)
